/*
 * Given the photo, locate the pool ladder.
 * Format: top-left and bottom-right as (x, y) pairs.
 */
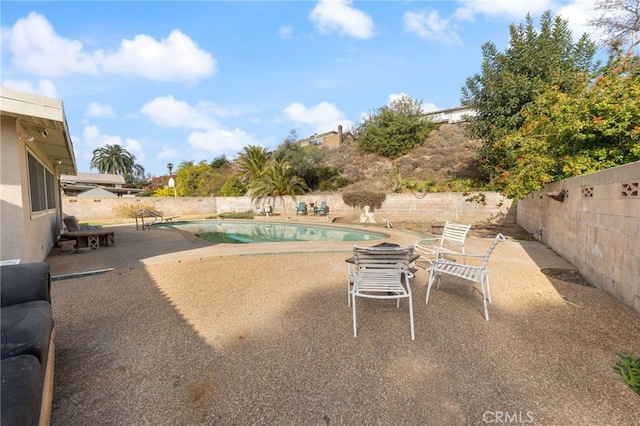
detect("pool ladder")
(134, 209), (164, 230)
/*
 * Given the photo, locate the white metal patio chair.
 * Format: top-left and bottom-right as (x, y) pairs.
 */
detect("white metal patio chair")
(414, 221), (472, 269)
(351, 245), (416, 340)
(426, 233), (505, 321)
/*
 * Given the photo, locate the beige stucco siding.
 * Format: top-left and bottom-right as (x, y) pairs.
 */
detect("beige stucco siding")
(1, 116), (28, 260)
(1, 116), (60, 262)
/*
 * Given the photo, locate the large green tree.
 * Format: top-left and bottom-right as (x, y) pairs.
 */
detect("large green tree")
(218, 176), (248, 196)
(273, 129), (325, 190)
(90, 144), (145, 179)
(461, 11), (598, 181)
(174, 160), (220, 197)
(492, 54), (640, 199)
(356, 95), (434, 158)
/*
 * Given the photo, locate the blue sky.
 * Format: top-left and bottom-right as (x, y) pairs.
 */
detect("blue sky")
(1, 1), (600, 177)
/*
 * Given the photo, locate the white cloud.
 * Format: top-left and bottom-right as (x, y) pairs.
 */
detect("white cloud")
(278, 25), (293, 39)
(86, 102), (117, 119)
(454, 0), (554, 20)
(310, 0), (375, 39)
(141, 96), (244, 129)
(1, 12), (215, 83)
(187, 128), (259, 156)
(38, 80), (58, 98)
(1, 12), (99, 76)
(79, 125), (144, 165)
(97, 30), (216, 83)
(388, 92), (409, 104)
(422, 102), (439, 113)
(450, 0), (598, 43)
(557, 0), (599, 40)
(124, 138), (144, 161)
(82, 125), (121, 150)
(452, 7), (475, 22)
(404, 10), (462, 45)
(1, 78), (58, 98)
(140, 96), (259, 158)
(157, 146), (180, 161)
(140, 96), (219, 129)
(283, 101), (350, 134)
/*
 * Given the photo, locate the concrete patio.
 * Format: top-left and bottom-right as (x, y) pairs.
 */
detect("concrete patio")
(45, 222), (640, 425)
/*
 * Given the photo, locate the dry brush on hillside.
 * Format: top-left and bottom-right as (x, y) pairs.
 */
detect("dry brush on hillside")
(321, 123), (482, 192)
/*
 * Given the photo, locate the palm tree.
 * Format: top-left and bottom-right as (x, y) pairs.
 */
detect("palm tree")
(236, 145), (270, 183)
(251, 160), (307, 211)
(123, 163), (146, 186)
(90, 144), (143, 179)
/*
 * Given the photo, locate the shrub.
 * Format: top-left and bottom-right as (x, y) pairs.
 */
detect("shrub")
(211, 212), (254, 219)
(342, 190), (386, 211)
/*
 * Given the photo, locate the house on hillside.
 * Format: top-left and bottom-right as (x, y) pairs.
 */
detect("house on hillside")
(298, 125), (354, 149)
(60, 172), (144, 197)
(424, 106), (476, 124)
(145, 174), (173, 191)
(0, 87), (77, 262)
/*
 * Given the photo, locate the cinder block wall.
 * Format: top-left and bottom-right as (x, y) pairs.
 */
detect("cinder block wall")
(517, 161), (640, 314)
(62, 197), (219, 221)
(62, 192), (515, 225)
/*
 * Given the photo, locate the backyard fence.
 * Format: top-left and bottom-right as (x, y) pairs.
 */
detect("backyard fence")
(517, 161), (640, 314)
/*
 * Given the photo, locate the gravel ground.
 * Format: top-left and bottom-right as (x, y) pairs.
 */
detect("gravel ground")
(46, 222), (640, 425)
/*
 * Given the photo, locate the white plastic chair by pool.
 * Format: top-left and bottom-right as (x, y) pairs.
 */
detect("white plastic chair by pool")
(350, 245), (416, 340)
(426, 233), (505, 321)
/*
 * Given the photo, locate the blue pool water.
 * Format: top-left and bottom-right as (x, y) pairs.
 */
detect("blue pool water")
(155, 220), (389, 244)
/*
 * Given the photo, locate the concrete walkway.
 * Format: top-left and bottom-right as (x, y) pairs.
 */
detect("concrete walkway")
(46, 221), (640, 425)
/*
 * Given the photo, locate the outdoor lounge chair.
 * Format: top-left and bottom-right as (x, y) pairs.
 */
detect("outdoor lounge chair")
(296, 202), (308, 215)
(414, 221), (472, 268)
(62, 216), (114, 249)
(63, 215), (103, 232)
(426, 233), (506, 321)
(315, 201), (328, 216)
(350, 245), (416, 340)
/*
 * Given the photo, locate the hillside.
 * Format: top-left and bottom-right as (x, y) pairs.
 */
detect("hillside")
(321, 123), (483, 192)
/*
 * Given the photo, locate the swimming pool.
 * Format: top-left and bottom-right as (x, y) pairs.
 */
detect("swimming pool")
(155, 220), (390, 244)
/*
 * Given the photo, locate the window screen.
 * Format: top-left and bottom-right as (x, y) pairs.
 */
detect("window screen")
(27, 151), (56, 213)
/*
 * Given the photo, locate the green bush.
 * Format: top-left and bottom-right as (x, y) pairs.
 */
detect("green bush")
(356, 95), (434, 158)
(219, 176), (248, 196)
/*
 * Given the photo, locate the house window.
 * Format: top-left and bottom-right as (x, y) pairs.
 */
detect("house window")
(27, 151), (56, 214)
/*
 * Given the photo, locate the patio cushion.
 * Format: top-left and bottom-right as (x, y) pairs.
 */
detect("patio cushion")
(0, 262), (50, 306)
(63, 215), (102, 231)
(1, 354), (41, 426)
(1, 300), (53, 364)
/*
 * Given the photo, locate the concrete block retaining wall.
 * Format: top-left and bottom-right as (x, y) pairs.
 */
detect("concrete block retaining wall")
(517, 161), (640, 314)
(62, 192), (515, 225)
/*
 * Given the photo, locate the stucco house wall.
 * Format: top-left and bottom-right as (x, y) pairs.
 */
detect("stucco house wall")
(1, 115), (28, 261)
(1, 88), (76, 263)
(1, 117), (61, 261)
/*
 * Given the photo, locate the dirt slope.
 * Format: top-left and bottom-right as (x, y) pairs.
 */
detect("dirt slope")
(321, 123), (482, 192)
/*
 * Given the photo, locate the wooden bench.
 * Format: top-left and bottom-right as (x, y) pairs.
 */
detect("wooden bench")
(61, 229), (115, 250)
